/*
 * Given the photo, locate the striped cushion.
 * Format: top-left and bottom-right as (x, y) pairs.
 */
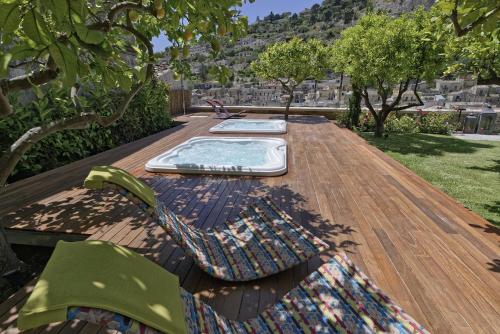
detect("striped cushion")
(67, 254), (428, 333)
(182, 253), (429, 334)
(103, 183), (328, 281)
(157, 197), (329, 281)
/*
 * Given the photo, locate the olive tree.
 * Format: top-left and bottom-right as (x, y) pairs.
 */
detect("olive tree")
(330, 11), (445, 137)
(251, 37), (328, 120)
(0, 0), (250, 275)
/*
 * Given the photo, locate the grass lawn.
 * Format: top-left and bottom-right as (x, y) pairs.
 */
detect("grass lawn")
(360, 133), (500, 227)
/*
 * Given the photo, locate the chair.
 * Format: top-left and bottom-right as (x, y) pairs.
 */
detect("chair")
(205, 99), (246, 119)
(84, 166), (329, 281)
(19, 241), (429, 334)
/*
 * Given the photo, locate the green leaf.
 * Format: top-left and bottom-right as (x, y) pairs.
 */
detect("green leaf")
(9, 44), (39, 60)
(103, 70), (116, 87)
(22, 9), (53, 45)
(47, 0), (69, 24)
(48, 42), (78, 86)
(116, 73), (132, 91)
(74, 23), (105, 45)
(0, 2), (21, 33)
(68, 0), (87, 20)
(0, 53), (12, 77)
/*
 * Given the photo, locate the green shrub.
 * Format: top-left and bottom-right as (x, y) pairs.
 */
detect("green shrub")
(418, 112), (455, 135)
(0, 80), (172, 183)
(360, 112), (376, 132)
(358, 111), (456, 135)
(386, 114), (420, 134)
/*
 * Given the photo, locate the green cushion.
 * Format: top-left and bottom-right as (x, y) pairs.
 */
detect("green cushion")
(18, 240), (187, 334)
(84, 166), (156, 208)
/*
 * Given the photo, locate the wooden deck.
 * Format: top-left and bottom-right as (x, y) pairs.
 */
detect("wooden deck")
(0, 114), (499, 333)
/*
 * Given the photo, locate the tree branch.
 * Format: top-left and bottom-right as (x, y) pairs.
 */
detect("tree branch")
(390, 78), (423, 112)
(450, 0), (500, 37)
(360, 87), (378, 121)
(89, 2), (153, 31)
(387, 79), (411, 111)
(109, 2), (150, 23)
(0, 83), (144, 187)
(0, 88), (12, 117)
(0, 68), (58, 95)
(112, 23), (155, 79)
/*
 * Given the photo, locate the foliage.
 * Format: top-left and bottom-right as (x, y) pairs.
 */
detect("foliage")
(385, 115), (420, 134)
(251, 38), (328, 86)
(359, 112), (455, 135)
(431, 1), (500, 83)
(187, 0), (370, 81)
(339, 86), (362, 129)
(330, 10), (446, 136)
(346, 86), (362, 129)
(0, 0), (250, 92)
(434, 0), (499, 37)
(362, 132), (500, 226)
(251, 37), (328, 119)
(418, 112), (455, 134)
(330, 10), (444, 92)
(0, 0), (248, 276)
(443, 33), (500, 83)
(0, 0), (251, 187)
(0, 80), (172, 183)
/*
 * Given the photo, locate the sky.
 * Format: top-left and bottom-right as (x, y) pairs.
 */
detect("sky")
(152, 0), (322, 52)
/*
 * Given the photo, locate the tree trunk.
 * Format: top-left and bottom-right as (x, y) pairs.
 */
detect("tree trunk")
(374, 119), (385, 137)
(348, 84), (362, 128)
(285, 92), (293, 121)
(0, 224), (21, 275)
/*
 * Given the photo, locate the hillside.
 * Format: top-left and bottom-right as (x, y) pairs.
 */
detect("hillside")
(172, 0), (435, 82)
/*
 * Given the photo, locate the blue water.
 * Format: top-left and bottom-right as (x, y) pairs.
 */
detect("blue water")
(219, 120), (281, 130)
(164, 140), (271, 166)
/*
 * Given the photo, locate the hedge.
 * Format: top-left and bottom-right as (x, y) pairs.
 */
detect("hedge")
(358, 111), (456, 135)
(0, 80), (172, 183)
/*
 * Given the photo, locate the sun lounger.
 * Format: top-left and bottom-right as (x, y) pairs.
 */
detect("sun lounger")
(84, 166), (329, 281)
(205, 99), (246, 119)
(19, 240), (429, 334)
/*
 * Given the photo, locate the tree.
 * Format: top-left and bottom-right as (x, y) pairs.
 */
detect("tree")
(0, 0), (250, 276)
(346, 84), (362, 129)
(251, 38), (328, 120)
(433, 0), (500, 84)
(435, 0), (499, 37)
(443, 32), (499, 84)
(330, 11), (445, 137)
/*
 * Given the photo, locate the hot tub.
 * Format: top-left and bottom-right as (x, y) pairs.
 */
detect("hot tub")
(145, 137), (287, 176)
(209, 119), (287, 134)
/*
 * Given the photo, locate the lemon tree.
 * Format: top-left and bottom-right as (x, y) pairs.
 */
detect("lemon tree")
(0, 0), (251, 275)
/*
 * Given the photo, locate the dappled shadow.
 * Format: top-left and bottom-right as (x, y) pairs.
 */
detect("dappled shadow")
(2, 188), (144, 235)
(2, 172), (358, 323)
(0, 122), (188, 213)
(487, 259), (500, 273)
(469, 221), (500, 236)
(128, 174), (358, 262)
(467, 159), (500, 174)
(483, 201), (500, 227)
(362, 133), (495, 157)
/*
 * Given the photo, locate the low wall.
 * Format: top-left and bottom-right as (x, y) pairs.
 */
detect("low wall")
(188, 105), (500, 133)
(187, 105), (345, 119)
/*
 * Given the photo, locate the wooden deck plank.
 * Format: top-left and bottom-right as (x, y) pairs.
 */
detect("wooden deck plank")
(1, 114), (499, 334)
